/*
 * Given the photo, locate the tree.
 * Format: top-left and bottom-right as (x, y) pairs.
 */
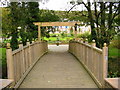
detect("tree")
(26, 2), (40, 43)
(39, 10), (60, 38)
(1, 8), (11, 36)
(69, 0), (120, 48)
(39, 10), (60, 22)
(6, 1), (40, 49)
(9, 2), (20, 50)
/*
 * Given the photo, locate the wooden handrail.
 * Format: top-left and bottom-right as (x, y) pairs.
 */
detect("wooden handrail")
(6, 41), (48, 88)
(69, 40), (108, 88)
(0, 79), (13, 89)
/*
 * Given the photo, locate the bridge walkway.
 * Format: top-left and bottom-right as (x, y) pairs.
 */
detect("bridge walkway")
(19, 45), (98, 88)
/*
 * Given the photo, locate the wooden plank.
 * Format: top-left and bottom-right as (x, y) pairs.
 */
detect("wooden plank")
(0, 79), (13, 89)
(105, 78), (119, 89)
(33, 22), (80, 26)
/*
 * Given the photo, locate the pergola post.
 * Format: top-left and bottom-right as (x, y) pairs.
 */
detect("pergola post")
(75, 30), (77, 39)
(74, 23), (77, 39)
(33, 22), (81, 41)
(38, 25), (41, 41)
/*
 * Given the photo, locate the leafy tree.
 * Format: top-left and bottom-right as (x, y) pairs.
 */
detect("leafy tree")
(39, 10), (60, 38)
(5, 1), (40, 49)
(69, 0), (120, 48)
(39, 10), (60, 22)
(26, 2), (40, 43)
(9, 2), (20, 50)
(1, 8), (11, 37)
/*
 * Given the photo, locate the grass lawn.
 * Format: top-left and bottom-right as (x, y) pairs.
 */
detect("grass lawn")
(44, 36), (74, 43)
(108, 43), (120, 77)
(0, 48), (6, 67)
(108, 47), (120, 58)
(0, 48), (7, 79)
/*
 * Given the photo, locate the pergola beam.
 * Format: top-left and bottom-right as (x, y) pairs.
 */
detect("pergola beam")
(33, 22), (80, 41)
(33, 22), (80, 26)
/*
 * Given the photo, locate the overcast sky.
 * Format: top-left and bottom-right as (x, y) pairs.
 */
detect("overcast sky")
(39, 0), (86, 11)
(0, 0), (87, 11)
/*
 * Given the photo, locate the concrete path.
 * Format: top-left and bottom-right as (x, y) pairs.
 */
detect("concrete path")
(19, 45), (98, 88)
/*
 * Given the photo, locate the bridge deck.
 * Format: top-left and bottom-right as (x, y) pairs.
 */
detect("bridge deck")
(19, 45), (98, 88)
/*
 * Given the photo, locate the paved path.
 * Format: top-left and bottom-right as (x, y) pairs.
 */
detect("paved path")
(20, 45), (98, 88)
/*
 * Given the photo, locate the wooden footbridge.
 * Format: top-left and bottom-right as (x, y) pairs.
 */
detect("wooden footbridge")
(1, 22), (119, 89)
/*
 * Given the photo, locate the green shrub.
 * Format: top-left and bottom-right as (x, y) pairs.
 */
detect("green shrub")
(0, 42), (6, 48)
(108, 57), (120, 77)
(110, 40), (120, 49)
(0, 48), (7, 79)
(77, 32), (91, 41)
(110, 35), (120, 49)
(71, 33), (74, 36)
(61, 32), (67, 38)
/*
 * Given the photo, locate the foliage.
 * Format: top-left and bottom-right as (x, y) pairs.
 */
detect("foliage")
(1, 8), (12, 36)
(110, 40), (120, 49)
(55, 10), (88, 23)
(44, 35), (74, 43)
(39, 10), (60, 38)
(109, 35), (120, 49)
(39, 10), (60, 22)
(108, 57), (120, 78)
(3, 2), (40, 50)
(41, 27), (50, 38)
(61, 32), (67, 38)
(109, 47), (120, 58)
(108, 36), (120, 77)
(26, 2), (40, 43)
(77, 32), (91, 41)
(0, 48), (7, 79)
(0, 42), (6, 48)
(9, 2), (20, 50)
(68, 1), (120, 48)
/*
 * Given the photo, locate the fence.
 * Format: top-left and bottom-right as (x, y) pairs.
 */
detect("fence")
(69, 40), (108, 88)
(6, 41), (48, 88)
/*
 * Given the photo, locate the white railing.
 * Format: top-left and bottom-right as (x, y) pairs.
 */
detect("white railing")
(69, 40), (108, 88)
(6, 41), (48, 88)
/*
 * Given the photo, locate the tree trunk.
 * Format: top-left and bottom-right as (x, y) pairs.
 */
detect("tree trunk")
(87, 1), (97, 43)
(100, 1), (106, 48)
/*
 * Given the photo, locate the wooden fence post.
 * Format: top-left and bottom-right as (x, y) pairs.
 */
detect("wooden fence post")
(6, 43), (14, 80)
(92, 40), (96, 47)
(102, 43), (108, 87)
(19, 43), (23, 49)
(27, 42), (31, 67)
(91, 40), (96, 73)
(32, 41), (34, 43)
(81, 38), (83, 43)
(85, 39), (88, 44)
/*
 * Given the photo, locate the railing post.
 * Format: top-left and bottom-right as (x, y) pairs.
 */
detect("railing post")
(102, 43), (108, 87)
(85, 39), (88, 44)
(18, 42), (24, 76)
(27, 41), (30, 46)
(81, 38), (83, 43)
(32, 40), (34, 43)
(45, 41), (48, 52)
(91, 40), (96, 73)
(27, 41), (31, 67)
(19, 42), (23, 48)
(6, 43), (14, 80)
(92, 40), (96, 47)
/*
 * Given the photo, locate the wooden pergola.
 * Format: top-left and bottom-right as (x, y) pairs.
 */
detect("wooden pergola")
(33, 22), (80, 41)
